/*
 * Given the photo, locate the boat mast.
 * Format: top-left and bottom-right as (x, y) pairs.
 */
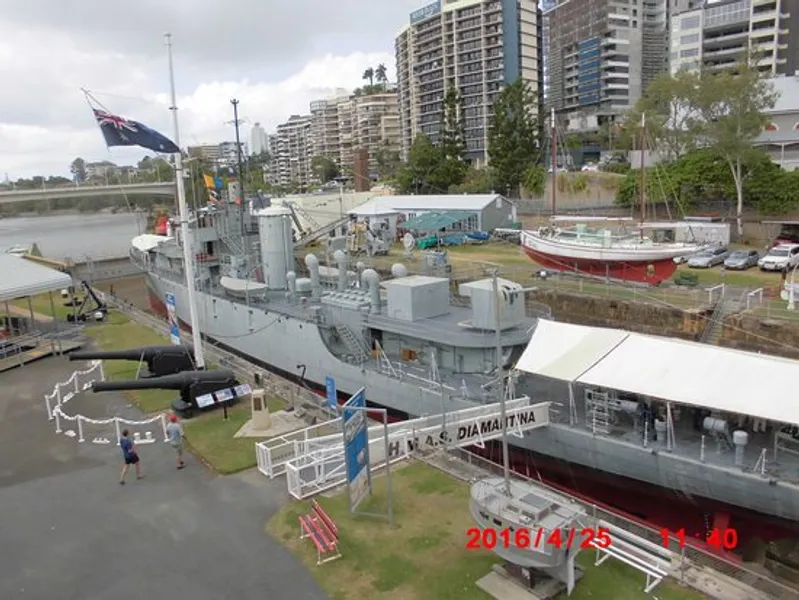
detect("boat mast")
(639, 112), (647, 227)
(492, 270), (511, 494)
(165, 32), (205, 369)
(550, 107), (557, 215)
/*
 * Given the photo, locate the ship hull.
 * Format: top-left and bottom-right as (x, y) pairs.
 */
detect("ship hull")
(520, 231), (701, 284)
(145, 273), (799, 545)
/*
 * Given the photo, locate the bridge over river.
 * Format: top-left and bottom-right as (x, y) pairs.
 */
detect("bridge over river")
(0, 182), (175, 204)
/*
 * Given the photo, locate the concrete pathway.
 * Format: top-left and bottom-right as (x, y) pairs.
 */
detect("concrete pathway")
(0, 355), (328, 600)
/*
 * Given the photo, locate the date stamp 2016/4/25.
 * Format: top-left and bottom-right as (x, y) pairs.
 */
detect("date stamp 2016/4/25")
(465, 527), (612, 551)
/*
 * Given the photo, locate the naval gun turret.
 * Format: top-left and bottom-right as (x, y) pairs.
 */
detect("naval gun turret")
(92, 369), (239, 417)
(69, 345), (194, 378)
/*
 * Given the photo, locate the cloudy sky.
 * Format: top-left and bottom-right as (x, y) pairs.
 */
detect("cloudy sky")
(0, 0), (426, 179)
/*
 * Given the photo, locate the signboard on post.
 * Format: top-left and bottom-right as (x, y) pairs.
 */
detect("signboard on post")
(342, 387), (371, 511)
(410, 0), (441, 23)
(326, 376), (337, 411)
(165, 293), (180, 345)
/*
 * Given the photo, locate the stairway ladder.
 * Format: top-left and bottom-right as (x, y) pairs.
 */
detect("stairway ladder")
(586, 390), (611, 435)
(219, 230), (248, 258)
(700, 290), (745, 346)
(335, 325), (371, 363)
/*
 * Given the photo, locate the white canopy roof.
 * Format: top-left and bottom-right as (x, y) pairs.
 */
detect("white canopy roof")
(517, 320), (799, 426)
(0, 255), (72, 302)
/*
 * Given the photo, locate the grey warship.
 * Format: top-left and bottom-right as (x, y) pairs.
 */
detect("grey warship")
(129, 196), (799, 547)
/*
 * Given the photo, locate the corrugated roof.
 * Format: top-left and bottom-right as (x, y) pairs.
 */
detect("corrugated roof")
(516, 320), (799, 426)
(402, 210), (477, 231)
(349, 194), (506, 216)
(0, 255), (73, 302)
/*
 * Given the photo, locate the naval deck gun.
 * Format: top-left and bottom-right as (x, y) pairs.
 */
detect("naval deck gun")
(70, 345), (194, 377)
(92, 369), (239, 417)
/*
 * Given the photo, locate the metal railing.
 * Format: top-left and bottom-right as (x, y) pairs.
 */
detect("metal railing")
(442, 447), (799, 600)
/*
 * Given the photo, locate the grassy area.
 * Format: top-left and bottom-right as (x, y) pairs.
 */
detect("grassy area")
(267, 461), (706, 600)
(84, 316), (176, 413)
(183, 397), (287, 474)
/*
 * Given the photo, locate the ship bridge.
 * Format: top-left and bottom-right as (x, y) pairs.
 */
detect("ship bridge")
(256, 398), (551, 500)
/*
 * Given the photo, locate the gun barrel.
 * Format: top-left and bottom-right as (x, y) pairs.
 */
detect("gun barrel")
(91, 369), (236, 393)
(69, 345), (192, 362)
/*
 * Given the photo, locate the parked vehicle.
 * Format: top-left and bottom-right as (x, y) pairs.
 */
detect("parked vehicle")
(724, 249), (760, 270)
(687, 246), (729, 268)
(758, 244), (799, 271)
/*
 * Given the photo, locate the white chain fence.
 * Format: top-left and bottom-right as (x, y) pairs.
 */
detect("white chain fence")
(44, 360), (169, 446)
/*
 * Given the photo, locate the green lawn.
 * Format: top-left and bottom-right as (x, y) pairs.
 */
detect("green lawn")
(267, 461), (706, 600)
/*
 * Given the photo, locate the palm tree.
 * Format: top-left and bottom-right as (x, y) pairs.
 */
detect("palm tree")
(375, 64), (388, 90)
(362, 67), (375, 87)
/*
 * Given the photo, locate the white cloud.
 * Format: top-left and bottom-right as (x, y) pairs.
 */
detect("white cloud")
(0, 0), (420, 179)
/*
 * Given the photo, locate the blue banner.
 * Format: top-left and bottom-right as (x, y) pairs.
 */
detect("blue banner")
(326, 376), (337, 410)
(165, 293), (180, 345)
(342, 388), (371, 509)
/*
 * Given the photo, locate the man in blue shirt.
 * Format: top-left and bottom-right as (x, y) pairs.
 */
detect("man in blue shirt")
(119, 429), (143, 485)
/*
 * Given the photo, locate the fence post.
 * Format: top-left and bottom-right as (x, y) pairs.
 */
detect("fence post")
(114, 418), (122, 444)
(77, 416), (84, 443)
(74, 374), (79, 394)
(45, 394), (53, 421)
(54, 409), (62, 434)
(160, 413), (168, 442)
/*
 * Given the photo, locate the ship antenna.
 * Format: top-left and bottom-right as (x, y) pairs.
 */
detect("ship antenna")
(164, 32), (205, 369)
(550, 107), (557, 217)
(492, 270), (511, 495)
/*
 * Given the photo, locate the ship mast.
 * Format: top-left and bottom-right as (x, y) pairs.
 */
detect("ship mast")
(639, 112), (647, 227)
(550, 107), (557, 215)
(165, 32), (205, 369)
(492, 270), (511, 494)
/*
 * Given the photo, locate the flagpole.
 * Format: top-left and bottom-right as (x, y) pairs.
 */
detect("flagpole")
(164, 32), (205, 370)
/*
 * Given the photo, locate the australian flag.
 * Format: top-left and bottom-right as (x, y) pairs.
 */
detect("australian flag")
(92, 109), (180, 154)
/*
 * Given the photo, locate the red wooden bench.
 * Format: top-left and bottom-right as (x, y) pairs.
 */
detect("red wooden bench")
(298, 499), (341, 565)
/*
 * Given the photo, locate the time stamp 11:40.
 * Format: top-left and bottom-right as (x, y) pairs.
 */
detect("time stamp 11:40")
(465, 527), (739, 551)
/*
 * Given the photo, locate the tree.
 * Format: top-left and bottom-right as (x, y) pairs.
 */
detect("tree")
(691, 59), (777, 235)
(449, 168), (493, 194)
(362, 67), (375, 87)
(375, 64), (388, 90)
(374, 142), (401, 180)
(488, 79), (541, 197)
(395, 134), (446, 194)
(623, 70), (703, 161)
(311, 156), (340, 183)
(70, 157), (87, 183)
(523, 164), (546, 197)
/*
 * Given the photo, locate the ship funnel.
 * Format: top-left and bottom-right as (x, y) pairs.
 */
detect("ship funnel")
(362, 269), (381, 315)
(287, 271), (297, 299)
(333, 250), (348, 291)
(391, 263), (408, 278)
(305, 253), (321, 300)
(259, 205), (293, 290)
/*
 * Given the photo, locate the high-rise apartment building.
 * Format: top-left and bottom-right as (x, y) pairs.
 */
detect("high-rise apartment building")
(395, 0), (542, 166)
(670, 0), (799, 76)
(251, 123), (268, 156)
(308, 89), (402, 183)
(187, 142), (248, 169)
(541, 0), (558, 102)
(547, 0), (668, 129)
(274, 115), (313, 188)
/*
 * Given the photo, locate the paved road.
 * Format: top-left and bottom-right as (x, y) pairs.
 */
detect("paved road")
(0, 355), (328, 600)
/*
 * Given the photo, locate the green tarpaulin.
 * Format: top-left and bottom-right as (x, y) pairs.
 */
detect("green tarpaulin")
(402, 211), (476, 231)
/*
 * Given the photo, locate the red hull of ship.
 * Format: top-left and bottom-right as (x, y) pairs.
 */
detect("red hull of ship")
(522, 246), (679, 285)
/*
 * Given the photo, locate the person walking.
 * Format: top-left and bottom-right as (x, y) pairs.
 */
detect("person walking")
(119, 429), (142, 485)
(165, 414), (185, 470)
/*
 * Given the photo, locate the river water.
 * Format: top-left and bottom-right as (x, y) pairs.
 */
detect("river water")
(0, 212), (146, 260)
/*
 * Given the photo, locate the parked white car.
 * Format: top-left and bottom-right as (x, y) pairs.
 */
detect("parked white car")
(758, 244), (799, 272)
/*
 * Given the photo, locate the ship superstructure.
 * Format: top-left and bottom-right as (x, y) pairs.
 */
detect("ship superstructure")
(131, 198), (799, 547)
